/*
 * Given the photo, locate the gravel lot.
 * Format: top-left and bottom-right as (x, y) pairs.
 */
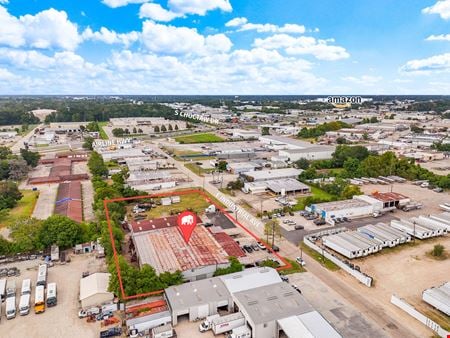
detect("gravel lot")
(32, 184), (58, 220)
(1, 254), (106, 338)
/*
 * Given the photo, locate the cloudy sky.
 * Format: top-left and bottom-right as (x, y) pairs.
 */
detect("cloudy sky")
(1, 0), (450, 95)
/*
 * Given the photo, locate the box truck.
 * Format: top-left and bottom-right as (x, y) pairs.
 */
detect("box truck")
(200, 312), (245, 335)
(226, 326), (251, 338)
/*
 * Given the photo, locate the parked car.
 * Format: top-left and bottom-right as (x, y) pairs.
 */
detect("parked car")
(96, 311), (113, 321)
(280, 275), (289, 282)
(433, 187), (443, 193)
(100, 327), (122, 338)
(271, 245), (280, 252)
(243, 245), (253, 253)
(343, 217), (350, 222)
(313, 219), (326, 226)
(294, 225), (304, 230)
(295, 257), (306, 266)
(251, 243), (260, 251)
(256, 242), (266, 250)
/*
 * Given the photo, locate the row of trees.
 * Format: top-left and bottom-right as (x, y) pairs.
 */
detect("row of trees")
(298, 121), (351, 139)
(297, 145), (450, 189)
(0, 215), (98, 255)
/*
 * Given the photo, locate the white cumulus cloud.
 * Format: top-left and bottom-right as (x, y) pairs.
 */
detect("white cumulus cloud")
(423, 0), (450, 20)
(102, 0), (149, 9)
(254, 34), (349, 61)
(426, 34), (450, 41)
(82, 27), (139, 47)
(168, 0), (232, 16)
(226, 17), (305, 34)
(0, 6), (81, 50)
(141, 20), (232, 54)
(139, 3), (181, 21)
(400, 53), (450, 72)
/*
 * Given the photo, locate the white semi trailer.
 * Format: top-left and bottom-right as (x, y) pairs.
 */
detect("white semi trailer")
(199, 312), (245, 335)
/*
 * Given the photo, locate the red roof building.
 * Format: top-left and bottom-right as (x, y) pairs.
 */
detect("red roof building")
(54, 181), (83, 223)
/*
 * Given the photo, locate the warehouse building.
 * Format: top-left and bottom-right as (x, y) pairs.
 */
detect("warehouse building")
(227, 162), (262, 174)
(79, 273), (114, 308)
(370, 192), (410, 209)
(54, 181), (83, 223)
(422, 282), (450, 316)
(278, 146), (335, 161)
(130, 216), (230, 281)
(100, 148), (145, 162)
(243, 179), (310, 195)
(233, 282), (342, 338)
(126, 300), (172, 334)
(28, 155), (89, 184)
(241, 168), (302, 182)
(310, 195), (383, 222)
(165, 277), (233, 325)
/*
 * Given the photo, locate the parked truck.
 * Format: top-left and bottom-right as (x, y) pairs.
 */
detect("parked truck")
(200, 312), (245, 335)
(401, 202), (423, 212)
(152, 323), (177, 338)
(19, 294), (30, 316)
(199, 314), (220, 332)
(226, 326), (251, 338)
(6, 279), (16, 298)
(0, 278), (6, 301)
(6, 296), (16, 319)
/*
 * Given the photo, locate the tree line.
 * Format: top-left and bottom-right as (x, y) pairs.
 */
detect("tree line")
(297, 121), (351, 139)
(296, 145), (450, 189)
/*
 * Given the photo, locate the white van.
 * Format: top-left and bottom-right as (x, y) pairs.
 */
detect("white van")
(19, 294), (30, 316)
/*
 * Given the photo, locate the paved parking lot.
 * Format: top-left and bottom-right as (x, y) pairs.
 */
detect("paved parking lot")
(288, 272), (390, 338)
(32, 184), (58, 220)
(0, 254), (106, 338)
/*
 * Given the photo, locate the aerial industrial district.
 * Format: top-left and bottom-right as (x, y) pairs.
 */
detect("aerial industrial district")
(0, 98), (449, 338)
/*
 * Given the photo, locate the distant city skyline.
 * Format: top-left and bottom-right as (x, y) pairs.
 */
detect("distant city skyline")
(1, 0), (450, 94)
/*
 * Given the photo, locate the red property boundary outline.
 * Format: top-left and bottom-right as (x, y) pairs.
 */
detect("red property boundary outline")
(103, 188), (292, 300)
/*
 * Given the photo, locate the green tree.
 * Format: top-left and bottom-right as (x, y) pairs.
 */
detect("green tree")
(132, 127), (137, 134)
(154, 125), (160, 133)
(213, 257), (243, 276)
(332, 145), (369, 167)
(20, 148), (40, 167)
(343, 158), (361, 177)
(261, 126), (270, 135)
(341, 184), (362, 199)
(174, 124), (179, 131)
(82, 136), (94, 150)
(295, 158), (310, 170)
(9, 218), (43, 252)
(431, 244), (445, 257)
(86, 121), (100, 132)
(168, 124), (173, 131)
(0, 181), (22, 210)
(217, 160), (228, 171)
(112, 128), (124, 137)
(38, 215), (85, 249)
(161, 125), (167, 132)
(0, 147), (12, 159)
(7, 159), (29, 180)
(264, 219), (281, 246)
(88, 152), (108, 177)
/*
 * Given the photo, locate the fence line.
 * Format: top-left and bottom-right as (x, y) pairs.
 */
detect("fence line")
(391, 295), (449, 338)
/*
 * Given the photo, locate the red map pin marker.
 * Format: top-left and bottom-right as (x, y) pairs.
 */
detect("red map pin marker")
(177, 211), (197, 243)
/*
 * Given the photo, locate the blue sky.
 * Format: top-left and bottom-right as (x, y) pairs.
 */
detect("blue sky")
(1, 0), (450, 94)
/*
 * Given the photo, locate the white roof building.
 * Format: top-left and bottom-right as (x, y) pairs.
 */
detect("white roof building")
(79, 273), (114, 308)
(241, 168), (302, 182)
(219, 267), (281, 294)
